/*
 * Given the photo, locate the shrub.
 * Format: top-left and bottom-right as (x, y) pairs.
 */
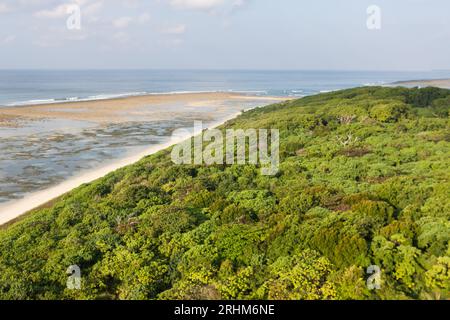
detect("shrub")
(369, 102), (410, 122)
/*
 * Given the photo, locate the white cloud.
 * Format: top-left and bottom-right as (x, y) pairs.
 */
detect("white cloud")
(137, 13), (151, 24)
(84, 1), (103, 16)
(34, 1), (102, 19)
(230, 0), (246, 9)
(0, 35), (15, 45)
(162, 24), (186, 35)
(169, 0), (224, 10)
(113, 16), (133, 28)
(0, 3), (11, 13)
(168, 0), (248, 11)
(113, 13), (150, 29)
(34, 3), (70, 18)
(122, 0), (141, 9)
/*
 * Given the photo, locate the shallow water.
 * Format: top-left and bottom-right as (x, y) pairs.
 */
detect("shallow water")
(0, 99), (271, 205)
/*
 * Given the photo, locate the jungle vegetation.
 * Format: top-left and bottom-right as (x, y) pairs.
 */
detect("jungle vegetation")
(0, 86), (449, 300)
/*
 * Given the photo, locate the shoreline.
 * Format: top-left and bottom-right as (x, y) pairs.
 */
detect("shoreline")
(0, 90), (280, 108)
(0, 110), (247, 226)
(0, 91), (288, 126)
(389, 78), (450, 89)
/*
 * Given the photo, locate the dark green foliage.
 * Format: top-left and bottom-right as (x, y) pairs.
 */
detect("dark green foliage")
(403, 87), (449, 108)
(431, 96), (450, 118)
(0, 87), (449, 300)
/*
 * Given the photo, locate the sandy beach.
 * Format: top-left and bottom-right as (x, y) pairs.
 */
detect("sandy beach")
(0, 92), (287, 126)
(0, 92), (289, 226)
(391, 78), (450, 89)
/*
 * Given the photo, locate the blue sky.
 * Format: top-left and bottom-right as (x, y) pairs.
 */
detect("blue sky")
(0, 0), (449, 70)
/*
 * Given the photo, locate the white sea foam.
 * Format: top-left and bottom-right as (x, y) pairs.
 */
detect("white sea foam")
(363, 81), (386, 86)
(4, 92), (150, 107)
(3, 90), (267, 107)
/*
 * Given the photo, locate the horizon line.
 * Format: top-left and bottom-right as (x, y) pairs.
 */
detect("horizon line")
(1, 68), (448, 72)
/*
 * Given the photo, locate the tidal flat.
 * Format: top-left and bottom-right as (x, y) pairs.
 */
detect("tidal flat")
(0, 93), (285, 209)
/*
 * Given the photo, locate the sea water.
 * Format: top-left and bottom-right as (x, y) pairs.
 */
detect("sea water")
(2, 69), (450, 106)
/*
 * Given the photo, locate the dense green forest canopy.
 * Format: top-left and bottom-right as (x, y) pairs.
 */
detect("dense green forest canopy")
(0, 86), (449, 300)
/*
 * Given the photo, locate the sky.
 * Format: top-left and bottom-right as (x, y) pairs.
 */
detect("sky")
(0, 0), (449, 70)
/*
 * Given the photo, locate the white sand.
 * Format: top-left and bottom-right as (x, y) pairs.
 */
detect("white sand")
(391, 79), (450, 89)
(0, 112), (241, 226)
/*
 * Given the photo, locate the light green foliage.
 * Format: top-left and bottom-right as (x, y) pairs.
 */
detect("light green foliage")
(0, 86), (449, 300)
(425, 257), (450, 295)
(369, 102), (410, 122)
(263, 250), (336, 300)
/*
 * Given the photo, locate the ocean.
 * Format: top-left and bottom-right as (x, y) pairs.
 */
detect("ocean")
(2, 69), (450, 106)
